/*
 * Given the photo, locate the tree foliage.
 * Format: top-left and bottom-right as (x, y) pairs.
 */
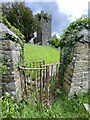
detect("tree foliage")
(1, 2), (39, 42)
(48, 35), (60, 48)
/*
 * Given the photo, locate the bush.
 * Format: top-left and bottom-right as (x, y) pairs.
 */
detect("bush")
(48, 37), (60, 48)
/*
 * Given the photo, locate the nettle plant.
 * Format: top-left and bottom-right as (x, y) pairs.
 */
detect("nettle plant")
(0, 92), (26, 118)
(59, 15), (90, 85)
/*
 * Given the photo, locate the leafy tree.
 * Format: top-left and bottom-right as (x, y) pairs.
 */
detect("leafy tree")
(48, 35), (60, 48)
(1, 2), (39, 42)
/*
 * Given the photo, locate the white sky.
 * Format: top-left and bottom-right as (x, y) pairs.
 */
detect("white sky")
(3, 0), (89, 19)
(56, 0), (89, 21)
(1, 0), (89, 20)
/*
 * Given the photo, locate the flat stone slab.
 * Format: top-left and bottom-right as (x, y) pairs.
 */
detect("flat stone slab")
(0, 23), (19, 39)
(83, 103), (90, 114)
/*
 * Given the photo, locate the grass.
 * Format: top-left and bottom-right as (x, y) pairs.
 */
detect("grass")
(24, 43), (60, 64)
(20, 91), (90, 118)
(1, 90), (89, 118)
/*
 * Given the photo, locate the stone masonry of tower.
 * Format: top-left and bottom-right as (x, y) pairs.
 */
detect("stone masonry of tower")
(36, 11), (52, 45)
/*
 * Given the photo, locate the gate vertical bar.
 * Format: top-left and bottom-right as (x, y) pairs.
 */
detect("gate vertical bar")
(46, 65), (50, 107)
(35, 70), (38, 104)
(30, 70), (33, 105)
(40, 65), (43, 104)
(19, 67), (24, 99)
(23, 67), (28, 101)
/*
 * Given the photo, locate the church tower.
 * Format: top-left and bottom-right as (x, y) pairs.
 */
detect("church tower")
(36, 11), (52, 45)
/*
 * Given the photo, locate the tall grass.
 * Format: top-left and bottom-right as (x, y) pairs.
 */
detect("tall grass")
(24, 44), (60, 64)
(20, 91), (90, 118)
(1, 91), (89, 118)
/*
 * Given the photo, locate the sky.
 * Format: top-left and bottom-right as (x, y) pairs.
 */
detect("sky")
(1, 0), (90, 37)
(25, 0), (90, 37)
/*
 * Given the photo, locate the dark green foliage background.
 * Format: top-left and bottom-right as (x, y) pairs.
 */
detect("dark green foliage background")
(1, 2), (39, 43)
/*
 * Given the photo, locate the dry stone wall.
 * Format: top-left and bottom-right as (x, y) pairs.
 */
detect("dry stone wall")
(0, 39), (22, 99)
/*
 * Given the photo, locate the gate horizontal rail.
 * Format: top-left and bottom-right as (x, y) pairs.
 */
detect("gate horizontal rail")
(19, 66), (47, 70)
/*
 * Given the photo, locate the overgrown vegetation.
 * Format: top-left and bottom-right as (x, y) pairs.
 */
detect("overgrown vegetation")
(60, 15), (90, 84)
(0, 16), (25, 65)
(0, 91), (90, 118)
(35, 12), (50, 22)
(24, 43), (60, 64)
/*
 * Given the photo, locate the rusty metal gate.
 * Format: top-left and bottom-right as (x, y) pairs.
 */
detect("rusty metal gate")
(19, 60), (60, 107)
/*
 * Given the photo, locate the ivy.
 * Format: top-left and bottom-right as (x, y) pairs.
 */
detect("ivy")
(1, 16), (25, 65)
(60, 15), (90, 85)
(36, 13), (49, 22)
(0, 64), (7, 76)
(43, 13), (48, 22)
(2, 17), (25, 43)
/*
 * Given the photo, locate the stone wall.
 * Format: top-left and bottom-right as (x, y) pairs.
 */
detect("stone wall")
(63, 39), (90, 95)
(0, 39), (22, 99)
(63, 62), (74, 93)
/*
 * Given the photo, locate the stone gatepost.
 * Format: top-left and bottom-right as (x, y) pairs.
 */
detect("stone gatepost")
(62, 29), (90, 96)
(69, 41), (90, 95)
(0, 23), (23, 100)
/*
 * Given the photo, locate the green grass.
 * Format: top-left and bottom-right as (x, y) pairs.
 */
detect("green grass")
(24, 43), (60, 64)
(20, 91), (90, 118)
(1, 87), (90, 118)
